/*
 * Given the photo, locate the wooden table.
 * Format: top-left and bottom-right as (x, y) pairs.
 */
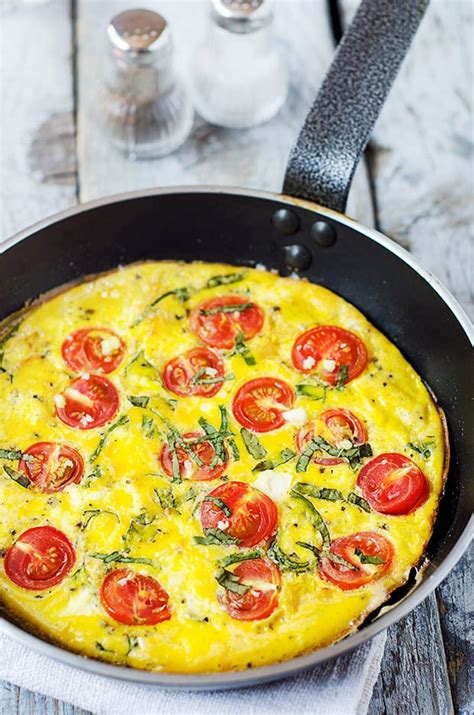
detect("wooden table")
(0, 1), (472, 712)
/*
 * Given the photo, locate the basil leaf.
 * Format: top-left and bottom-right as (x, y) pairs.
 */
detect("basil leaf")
(290, 489), (331, 547)
(252, 447), (296, 472)
(3, 464), (30, 488)
(268, 536), (313, 573)
(166, 430), (182, 483)
(296, 384), (327, 401)
(324, 551), (358, 570)
(295, 541), (321, 558)
(293, 482), (344, 502)
(295, 438), (321, 473)
(90, 415), (130, 463)
(202, 495), (231, 517)
(133, 287), (190, 326)
(347, 492), (371, 512)
(125, 635), (139, 656)
(296, 435), (372, 472)
(141, 415), (156, 438)
(81, 509), (119, 530)
(90, 551), (154, 566)
(407, 439), (436, 459)
(227, 437), (240, 462)
(0, 449), (34, 462)
(205, 273), (245, 289)
(193, 528), (240, 546)
(155, 487), (178, 511)
(220, 549), (262, 567)
(124, 350), (161, 379)
(128, 395), (150, 408)
(355, 546), (385, 565)
(336, 364), (349, 390)
(231, 331), (256, 366)
(240, 428), (267, 460)
(200, 302), (254, 316)
(215, 567), (250, 594)
(192, 370), (234, 386)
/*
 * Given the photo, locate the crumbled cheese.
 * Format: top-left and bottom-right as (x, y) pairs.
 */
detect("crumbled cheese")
(322, 359), (336, 372)
(217, 519), (229, 530)
(282, 407), (308, 427)
(80, 372), (90, 380)
(204, 367), (217, 377)
(54, 394), (66, 409)
(255, 263), (267, 271)
(100, 335), (121, 355)
(337, 439), (353, 450)
(302, 356), (316, 370)
(252, 470), (293, 502)
(183, 460), (193, 478)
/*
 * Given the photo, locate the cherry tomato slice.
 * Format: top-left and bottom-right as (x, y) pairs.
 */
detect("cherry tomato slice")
(297, 408), (368, 466)
(232, 377), (295, 433)
(160, 432), (228, 481)
(357, 453), (429, 515)
(219, 558), (281, 621)
(319, 531), (393, 590)
(100, 568), (171, 626)
(292, 326), (368, 385)
(190, 295), (264, 349)
(18, 442), (84, 492)
(199, 481), (278, 547)
(4, 526), (76, 590)
(162, 347), (225, 398)
(62, 328), (125, 374)
(55, 375), (119, 430)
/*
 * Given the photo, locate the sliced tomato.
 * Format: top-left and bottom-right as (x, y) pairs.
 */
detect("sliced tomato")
(18, 442), (84, 492)
(292, 326), (368, 385)
(100, 568), (171, 626)
(319, 531), (393, 590)
(162, 347), (225, 398)
(190, 295), (264, 349)
(4, 526), (75, 590)
(199, 481), (277, 547)
(62, 327), (125, 374)
(297, 408), (368, 466)
(219, 558), (281, 621)
(55, 375), (119, 429)
(160, 432), (228, 481)
(232, 377), (295, 433)
(357, 453), (429, 515)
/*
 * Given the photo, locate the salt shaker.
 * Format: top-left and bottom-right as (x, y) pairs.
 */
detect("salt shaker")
(191, 0), (288, 129)
(103, 9), (194, 159)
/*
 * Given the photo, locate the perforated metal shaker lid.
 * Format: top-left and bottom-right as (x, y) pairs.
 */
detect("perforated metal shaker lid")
(107, 8), (170, 55)
(211, 0), (273, 33)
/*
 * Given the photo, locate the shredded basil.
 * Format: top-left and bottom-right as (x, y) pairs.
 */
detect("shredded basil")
(407, 438), (435, 459)
(293, 482), (344, 502)
(166, 430), (182, 483)
(296, 541), (321, 558)
(347, 492), (371, 512)
(295, 383), (327, 401)
(155, 487), (178, 511)
(202, 495), (231, 517)
(252, 447), (296, 472)
(125, 635), (139, 656)
(215, 567), (250, 594)
(192, 369), (234, 386)
(290, 489), (331, 547)
(296, 435), (372, 472)
(200, 302), (254, 316)
(128, 395), (150, 408)
(90, 551), (154, 566)
(193, 528), (240, 546)
(205, 273), (245, 289)
(3, 464), (30, 488)
(0, 448), (34, 462)
(355, 547), (385, 565)
(133, 287), (190, 326)
(231, 331), (256, 366)
(90, 415), (130, 463)
(124, 350), (161, 380)
(141, 415), (156, 438)
(240, 428), (267, 460)
(81, 509), (119, 530)
(268, 536), (313, 573)
(336, 364), (349, 390)
(220, 549), (262, 567)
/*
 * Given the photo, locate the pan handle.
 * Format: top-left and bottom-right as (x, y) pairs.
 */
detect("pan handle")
(283, 0), (429, 213)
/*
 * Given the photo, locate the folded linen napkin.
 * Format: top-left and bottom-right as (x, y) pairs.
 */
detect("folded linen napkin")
(0, 631), (385, 714)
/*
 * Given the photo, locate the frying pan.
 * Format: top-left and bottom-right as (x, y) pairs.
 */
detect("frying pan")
(0, 0), (472, 690)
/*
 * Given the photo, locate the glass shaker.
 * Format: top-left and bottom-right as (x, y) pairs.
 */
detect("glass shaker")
(103, 9), (194, 159)
(191, 0), (288, 129)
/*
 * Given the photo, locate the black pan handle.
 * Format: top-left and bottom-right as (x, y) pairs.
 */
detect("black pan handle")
(283, 0), (429, 213)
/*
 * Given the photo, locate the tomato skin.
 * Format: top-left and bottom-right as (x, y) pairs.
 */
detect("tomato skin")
(100, 568), (171, 626)
(199, 481), (278, 548)
(55, 375), (119, 430)
(18, 442), (84, 492)
(4, 526), (76, 590)
(62, 327), (125, 374)
(162, 347), (225, 398)
(232, 377), (295, 433)
(319, 531), (393, 590)
(296, 409), (367, 466)
(357, 453), (429, 515)
(292, 326), (368, 385)
(190, 295), (264, 349)
(220, 558), (281, 621)
(160, 432), (228, 481)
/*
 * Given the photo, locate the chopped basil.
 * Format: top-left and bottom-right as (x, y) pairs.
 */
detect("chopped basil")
(240, 428), (267, 460)
(202, 495), (231, 517)
(133, 287), (190, 326)
(128, 395), (150, 408)
(347, 492), (371, 512)
(252, 447), (296, 472)
(296, 541), (321, 558)
(90, 415), (130, 463)
(293, 482), (344, 502)
(84, 465), (102, 485)
(407, 439), (436, 459)
(124, 350), (161, 380)
(336, 364), (349, 390)
(227, 437), (240, 462)
(200, 302), (254, 316)
(81, 509), (119, 530)
(0, 448), (34, 462)
(295, 383), (327, 401)
(324, 551), (358, 570)
(184, 486), (197, 502)
(355, 546), (385, 565)
(125, 635), (139, 656)
(290, 489), (331, 547)
(231, 331), (256, 366)
(95, 642), (114, 653)
(90, 551), (154, 566)
(296, 435), (372, 472)
(3, 464), (30, 488)
(215, 567), (250, 595)
(124, 512), (156, 541)
(155, 487), (178, 511)
(193, 528), (240, 546)
(192, 369), (235, 386)
(268, 536), (313, 573)
(205, 273), (245, 289)
(141, 415), (157, 438)
(166, 430), (182, 483)
(220, 549), (262, 567)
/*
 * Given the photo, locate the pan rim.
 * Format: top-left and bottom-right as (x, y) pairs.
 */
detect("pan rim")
(0, 185), (472, 688)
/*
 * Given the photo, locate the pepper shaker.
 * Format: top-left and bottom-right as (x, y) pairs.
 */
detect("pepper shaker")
(191, 0), (288, 128)
(103, 9), (194, 159)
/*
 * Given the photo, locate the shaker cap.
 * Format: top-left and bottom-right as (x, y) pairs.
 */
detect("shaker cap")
(108, 9), (169, 54)
(211, 0), (272, 33)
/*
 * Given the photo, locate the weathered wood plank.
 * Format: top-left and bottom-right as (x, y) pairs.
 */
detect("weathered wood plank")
(0, 680), (90, 715)
(0, 0), (77, 244)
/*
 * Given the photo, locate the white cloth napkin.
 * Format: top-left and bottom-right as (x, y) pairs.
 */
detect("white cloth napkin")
(0, 631), (385, 714)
